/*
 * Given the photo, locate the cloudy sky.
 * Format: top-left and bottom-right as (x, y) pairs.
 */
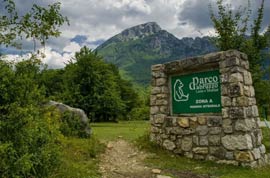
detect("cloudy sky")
(1, 0), (269, 68)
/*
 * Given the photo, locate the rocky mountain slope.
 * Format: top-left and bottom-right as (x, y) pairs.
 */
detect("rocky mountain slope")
(96, 22), (217, 85)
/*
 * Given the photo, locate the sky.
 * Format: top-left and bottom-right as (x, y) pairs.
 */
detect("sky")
(1, 0), (269, 68)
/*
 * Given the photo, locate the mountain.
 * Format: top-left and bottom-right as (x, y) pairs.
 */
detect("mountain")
(96, 22), (217, 85)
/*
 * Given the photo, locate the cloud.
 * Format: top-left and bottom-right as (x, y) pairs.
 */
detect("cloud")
(1, 0), (269, 68)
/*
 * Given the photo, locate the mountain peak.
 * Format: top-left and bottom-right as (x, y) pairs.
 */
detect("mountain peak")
(115, 22), (162, 42)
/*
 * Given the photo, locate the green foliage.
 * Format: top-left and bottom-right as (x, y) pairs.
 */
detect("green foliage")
(0, 58), (62, 178)
(50, 136), (105, 178)
(59, 111), (89, 138)
(0, 0), (69, 49)
(210, 0), (270, 107)
(59, 46), (140, 122)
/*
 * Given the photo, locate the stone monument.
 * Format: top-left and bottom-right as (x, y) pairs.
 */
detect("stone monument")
(150, 50), (268, 167)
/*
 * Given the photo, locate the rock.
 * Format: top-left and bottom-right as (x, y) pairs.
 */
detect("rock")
(252, 148), (261, 160)
(235, 119), (256, 132)
(163, 140), (176, 151)
(235, 151), (254, 162)
(156, 78), (167, 86)
(209, 135), (220, 146)
(152, 169), (161, 174)
(181, 137), (193, 151)
(46, 100), (91, 137)
(196, 125), (208, 136)
(217, 160), (239, 166)
(193, 147), (208, 154)
(199, 136), (209, 146)
(229, 73), (243, 83)
(107, 142), (113, 149)
(198, 116), (207, 125)
(178, 117), (189, 128)
(221, 134), (253, 150)
(207, 116), (222, 127)
(157, 175), (172, 178)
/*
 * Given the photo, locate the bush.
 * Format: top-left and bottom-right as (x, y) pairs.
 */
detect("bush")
(0, 58), (63, 177)
(128, 106), (150, 120)
(59, 111), (89, 138)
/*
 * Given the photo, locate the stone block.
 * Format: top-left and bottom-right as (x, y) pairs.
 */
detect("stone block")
(156, 78), (167, 86)
(156, 99), (168, 106)
(229, 83), (244, 97)
(229, 107), (245, 119)
(193, 147), (208, 154)
(252, 148), (261, 160)
(194, 154), (205, 160)
(236, 96), (249, 106)
(209, 147), (226, 158)
(235, 151), (254, 162)
(222, 108), (229, 118)
(217, 160), (239, 166)
(225, 151), (234, 160)
(193, 135), (199, 145)
(163, 139), (176, 151)
(209, 135), (221, 145)
(178, 117), (189, 128)
(222, 96), (231, 107)
(221, 134), (253, 150)
(151, 87), (161, 94)
(199, 136), (209, 146)
(243, 71), (253, 85)
(152, 64), (164, 71)
(223, 126), (233, 134)
(208, 116), (222, 127)
(259, 145), (266, 154)
(229, 73), (243, 83)
(235, 119), (256, 132)
(198, 116), (207, 125)
(209, 127), (222, 135)
(150, 106), (159, 114)
(196, 125), (208, 135)
(154, 114), (166, 124)
(181, 137), (193, 151)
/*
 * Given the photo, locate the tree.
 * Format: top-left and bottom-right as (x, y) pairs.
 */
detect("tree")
(209, 0), (270, 107)
(62, 47), (126, 122)
(0, 1), (68, 177)
(0, 0), (68, 50)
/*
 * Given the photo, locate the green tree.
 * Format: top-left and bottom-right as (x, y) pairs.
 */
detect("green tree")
(63, 47), (126, 122)
(0, 1), (68, 177)
(0, 0), (68, 50)
(0, 58), (62, 177)
(209, 0), (270, 107)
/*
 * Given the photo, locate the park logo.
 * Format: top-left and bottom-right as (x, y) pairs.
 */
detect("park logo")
(173, 79), (189, 102)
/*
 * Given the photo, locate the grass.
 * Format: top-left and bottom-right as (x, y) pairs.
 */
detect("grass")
(91, 120), (149, 141)
(50, 136), (105, 178)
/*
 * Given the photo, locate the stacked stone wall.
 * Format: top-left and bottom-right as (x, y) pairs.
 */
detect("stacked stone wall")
(150, 50), (268, 167)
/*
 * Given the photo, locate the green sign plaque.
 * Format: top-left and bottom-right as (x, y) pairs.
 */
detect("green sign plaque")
(171, 70), (221, 114)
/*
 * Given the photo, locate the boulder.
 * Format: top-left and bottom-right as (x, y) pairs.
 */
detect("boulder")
(46, 101), (91, 137)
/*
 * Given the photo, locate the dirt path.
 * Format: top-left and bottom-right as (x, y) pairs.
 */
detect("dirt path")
(99, 139), (211, 178)
(99, 139), (155, 178)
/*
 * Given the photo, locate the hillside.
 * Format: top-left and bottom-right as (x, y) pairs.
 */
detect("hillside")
(96, 22), (217, 85)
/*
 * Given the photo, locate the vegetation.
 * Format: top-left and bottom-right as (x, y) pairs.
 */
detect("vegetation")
(50, 136), (105, 178)
(209, 0), (270, 109)
(0, 1), (69, 177)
